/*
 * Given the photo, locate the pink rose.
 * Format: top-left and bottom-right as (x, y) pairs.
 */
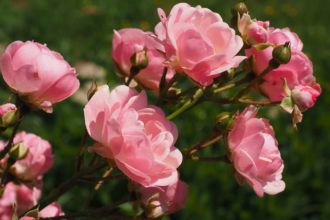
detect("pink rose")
(238, 13), (270, 44)
(0, 182), (41, 219)
(139, 180), (188, 218)
(84, 85), (182, 187)
(112, 28), (174, 92)
(0, 103), (17, 128)
(20, 203), (63, 220)
(8, 132), (53, 182)
(268, 27), (303, 51)
(228, 106), (285, 197)
(247, 47), (315, 102)
(156, 3), (245, 86)
(292, 83), (321, 112)
(39, 202), (64, 218)
(0, 41), (80, 113)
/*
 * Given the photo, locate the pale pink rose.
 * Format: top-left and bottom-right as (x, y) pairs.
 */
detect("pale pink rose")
(112, 28), (174, 92)
(238, 13), (270, 44)
(139, 180), (188, 218)
(8, 132), (53, 182)
(0, 41), (80, 113)
(0, 182), (41, 219)
(247, 48), (315, 102)
(20, 203), (63, 220)
(84, 85), (182, 187)
(228, 105), (285, 197)
(39, 202), (64, 218)
(292, 83), (321, 112)
(0, 103), (17, 127)
(268, 27), (303, 51)
(155, 3), (245, 86)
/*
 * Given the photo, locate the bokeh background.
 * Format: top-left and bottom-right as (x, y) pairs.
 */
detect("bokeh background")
(0, 0), (329, 219)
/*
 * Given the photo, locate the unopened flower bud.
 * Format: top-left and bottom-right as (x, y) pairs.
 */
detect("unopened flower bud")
(130, 49), (149, 70)
(215, 112), (234, 132)
(9, 142), (29, 161)
(271, 42), (291, 67)
(0, 103), (18, 129)
(231, 2), (249, 16)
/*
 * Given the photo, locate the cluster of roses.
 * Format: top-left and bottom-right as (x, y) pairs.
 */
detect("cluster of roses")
(0, 1), (321, 219)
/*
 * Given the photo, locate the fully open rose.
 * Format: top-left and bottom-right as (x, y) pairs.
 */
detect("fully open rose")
(155, 3), (245, 86)
(84, 85), (182, 187)
(228, 105), (285, 197)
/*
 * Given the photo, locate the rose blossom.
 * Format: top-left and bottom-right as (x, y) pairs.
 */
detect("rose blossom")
(84, 85), (182, 187)
(292, 83), (321, 112)
(228, 105), (285, 197)
(245, 22), (318, 102)
(112, 28), (174, 92)
(20, 202), (64, 220)
(0, 182), (41, 220)
(6, 132), (53, 182)
(155, 3), (245, 86)
(0, 41), (80, 113)
(139, 180), (188, 218)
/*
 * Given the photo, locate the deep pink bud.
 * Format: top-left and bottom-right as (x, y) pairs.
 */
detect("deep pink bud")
(292, 83), (321, 111)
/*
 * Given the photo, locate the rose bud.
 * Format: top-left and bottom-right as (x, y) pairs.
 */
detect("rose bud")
(139, 180), (188, 218)
(0, 41), (80, 113)
(292, 83), (321, 112)
(0, 103), (18, 129)
(6, 132), (53, 182)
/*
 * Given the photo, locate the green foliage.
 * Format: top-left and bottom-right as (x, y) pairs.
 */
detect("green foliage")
(0, 0), (329, 219)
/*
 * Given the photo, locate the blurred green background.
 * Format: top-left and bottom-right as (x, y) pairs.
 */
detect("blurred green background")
(0, 0), (329, 219)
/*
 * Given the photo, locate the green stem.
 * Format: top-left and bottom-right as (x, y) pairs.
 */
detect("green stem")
(188, 155), (230, 163)
(21, 161), (108, 217)
(185, 133), (223, 156)
(166, 88), (204, 120)
(232, 64), (275, 101)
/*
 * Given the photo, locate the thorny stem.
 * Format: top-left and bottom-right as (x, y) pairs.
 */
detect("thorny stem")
(232, 64), (275, 101)
(167, 88), (204, 120)
(189, 155), (230, 163)
(75, 129), (89, 172)
(0, 112), (25, 160)
(83, 166), (114, 208)
(40, 197), (133, 220)
(157, 71), (179, 106)
(185, 133), (224, 156)
(21, 161), (108, 217)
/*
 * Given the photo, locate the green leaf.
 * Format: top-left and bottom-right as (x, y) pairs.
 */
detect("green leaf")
(252, 43), (273, 50)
